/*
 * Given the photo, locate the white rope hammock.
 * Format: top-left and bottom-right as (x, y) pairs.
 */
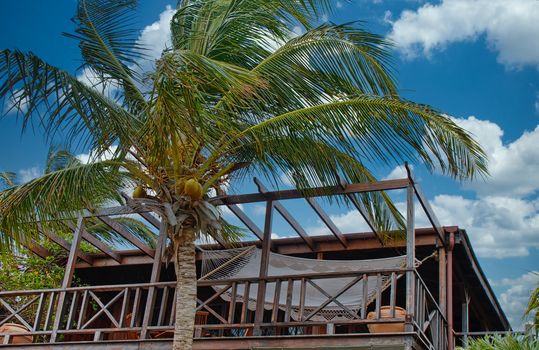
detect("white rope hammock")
(200, 247), (412, 322)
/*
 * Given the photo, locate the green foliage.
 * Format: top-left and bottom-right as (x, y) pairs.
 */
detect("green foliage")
(457, 335), (538, 350)
(0, 253), (64, 291)
(525, 275), (539, 335)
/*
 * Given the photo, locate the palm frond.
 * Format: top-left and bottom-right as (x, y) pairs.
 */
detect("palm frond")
(0, 172), (17, 190)
(64, 0), (146, 108)
(0, 159), (133, 253)
(0, 50), (140, 154)
(224, 96), (487, 180)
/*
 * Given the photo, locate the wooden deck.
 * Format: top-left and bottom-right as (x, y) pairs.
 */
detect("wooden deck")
(0, 333), (419, 349)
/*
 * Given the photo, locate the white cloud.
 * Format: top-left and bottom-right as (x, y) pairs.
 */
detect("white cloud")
(428, 194), (539, 258)
(135, 5), (176, 74)
(76, 145), (119, 164)
(496, 271), (539, 330)
(535, 92), (539, 114)
(388, 0), (539, 68)
(383, 164), (410, 180)
(453, 116), (539, 198)
(308, 210), (372, 236)
(18, 166), (41, 183)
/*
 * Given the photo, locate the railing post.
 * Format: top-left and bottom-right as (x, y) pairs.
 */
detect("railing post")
(253, 200), (273, 336)
(405, 183), (415, 333)
(140, 222), (167, 339)
(51, 215), (84, 342)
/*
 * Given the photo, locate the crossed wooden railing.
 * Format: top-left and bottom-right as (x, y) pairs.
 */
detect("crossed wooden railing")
(0, 267), (447, 348)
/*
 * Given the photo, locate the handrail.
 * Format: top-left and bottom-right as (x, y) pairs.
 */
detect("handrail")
(414, 269), (448, 324)
(0, 267), (409, 296)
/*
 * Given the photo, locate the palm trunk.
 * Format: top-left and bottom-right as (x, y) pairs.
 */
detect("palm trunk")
(172, 228), (197, 350)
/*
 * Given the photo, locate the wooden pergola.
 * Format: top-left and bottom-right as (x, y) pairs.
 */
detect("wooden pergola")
(3, 164), (467, 349)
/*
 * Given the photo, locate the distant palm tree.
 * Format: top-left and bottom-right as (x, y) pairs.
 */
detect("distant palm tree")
(525, 274), (539, 335)
(1, 146), (156, 249)
(0, 1), (487, 348)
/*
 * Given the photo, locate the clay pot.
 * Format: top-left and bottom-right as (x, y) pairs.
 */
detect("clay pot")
(0, 323), (33, 344)
(367, 306), (406, 333)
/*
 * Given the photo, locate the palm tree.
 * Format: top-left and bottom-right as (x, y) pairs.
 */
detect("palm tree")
(1, 146), (157, 250)
(0, 0), (487, 348)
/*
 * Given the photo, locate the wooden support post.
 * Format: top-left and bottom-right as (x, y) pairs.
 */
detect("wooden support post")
(253, 200), (273, 336)
(50, 215), (84, 342)
(439, 246), (447, 317)
(254, 178), (315, 251)
(447, 232), (456, 350)
(140, 223), (167, 339)
(405, 184), (415, 333)
(462, 287), (470, 347)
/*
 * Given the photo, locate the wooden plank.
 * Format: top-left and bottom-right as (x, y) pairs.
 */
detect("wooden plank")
(338, 177), (383, 244)
(284, 279), (294, 323)
(306, 197), (347, 247)
(97, 216), (154, 257)
(141, 223), (167, 338)
(26, 239), (54, 259)
(375, 273), (382, 319)
(304, 276), (362, 322)
(51, 216), (85, 342)
(271, 280), (281, 323)
(33, 292), (45, 331)
(390, 272), (397, 318)
(43, 292), (56, 330)
(131, 288), (141, 328)
(228, 282), (237, 324)
(254, 178), (315, 251)
(65, 221), (122, 263)
(240, 282), (250, 324)
(226, 204), (264, 240)
(361, 274), (368, 319)
(157, 287), (169, 326)
(119, 288), (129, 328)
(211, 178), (410, 205)
(306, 279), (358, 319)
(77, 290), (88, 329)
(39, 223), (93, 264)
(298, 278), (306, 321)
(121, 192), (161, 229)
(66, 291), (78, 330)
(253, 201), (273, 335)
(405, 184), (415, 333)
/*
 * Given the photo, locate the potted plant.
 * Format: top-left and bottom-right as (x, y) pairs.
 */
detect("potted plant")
(0, 323), (33, 344)
(367, 306), (406, 333)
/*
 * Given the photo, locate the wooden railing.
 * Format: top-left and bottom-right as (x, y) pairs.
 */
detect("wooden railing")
(0, 268), (447, 349)
(414, 270), (448, 350)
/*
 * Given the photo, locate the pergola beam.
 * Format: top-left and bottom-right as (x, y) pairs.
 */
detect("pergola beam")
(254, 178), (315, 251)
(337, 176), (383, 244)
(211, 178), (410, 205)
(305, 197), (347, 248)
(64, 221), (122, 263)
(97, 216), (155, 257)
(38, 223), (93, 264)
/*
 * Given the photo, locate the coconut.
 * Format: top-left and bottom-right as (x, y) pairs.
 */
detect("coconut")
(184, 179), (203, 200)
(174, 178), (186, 196)
(132, 186), (147, 199)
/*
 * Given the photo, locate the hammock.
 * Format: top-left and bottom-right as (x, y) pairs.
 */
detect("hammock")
(201, 247), (410, 322)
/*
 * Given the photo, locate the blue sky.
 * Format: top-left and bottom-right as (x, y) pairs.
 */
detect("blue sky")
(1, 0), (538, 329)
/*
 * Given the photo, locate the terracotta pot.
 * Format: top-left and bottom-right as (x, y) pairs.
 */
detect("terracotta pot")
(0, 323), (33, 344)
(367, 306), (406, 333)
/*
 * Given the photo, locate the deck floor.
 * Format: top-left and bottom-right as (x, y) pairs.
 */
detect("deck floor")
(0, 333), (418, 350)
